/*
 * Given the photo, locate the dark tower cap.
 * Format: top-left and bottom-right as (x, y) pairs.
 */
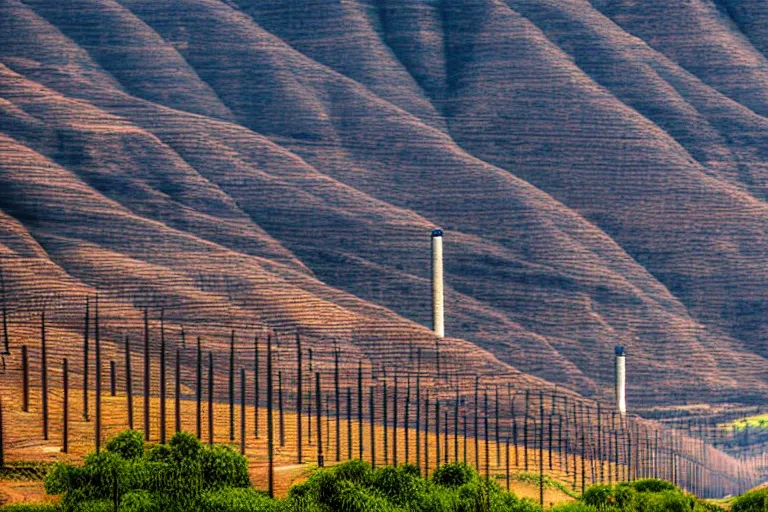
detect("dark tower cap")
(431, 229), (444, 237)
(615, 345), (625, 356)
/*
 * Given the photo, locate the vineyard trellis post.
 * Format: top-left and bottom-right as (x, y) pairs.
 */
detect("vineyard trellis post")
(316, 372), (324, 468)
(435, 396), (440, 469)
(229, 330), (235, 442)
(208, 352), (214, 446)
(369, 385), (375, 469)
(159, 310), (166, 444)
(539, 390), (544, 508)
(93, 300), (100, 451)
(358, 361), (363, 458)
(483, 389), (489, 479)
(126, 336), (133, 430)
(346, 387), (352, 461)
(524, 389), (530, 471)
(495, 385), (501, 467)
(109, 361), (116, 397)
(454, 386), (459, 463)
(22, 345), (28, 412)
(416, 349), (421, 470)
(143, 308), (150, 441)
(82, 297), (89, 421)
(0, 397), (3, 468)
(278, 371), (285, 447)
(254, 337), (259, 439)
(296, 333), (302, 463)
(62, 358), (68, 453)
(196, 337), (201, 439)
(393, 376), (398, 466)
(334, 345), (340, 462)
(475, 377), (480, 470)
(175, 347), (181, 434)
(404, 375), (411, 464)
(383, 374), (389, 465)
(41, 310), (49, 441)
(424, 392), (430, 475)
(267, 334), (274, 497)
(240, 368), (246, 455)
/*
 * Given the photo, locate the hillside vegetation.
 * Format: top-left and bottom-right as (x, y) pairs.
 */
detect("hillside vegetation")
(0, 430), (734, 512)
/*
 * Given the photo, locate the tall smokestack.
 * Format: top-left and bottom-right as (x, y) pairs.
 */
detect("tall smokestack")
(615, 346), (626, 415)
(431, 229), (444, 338)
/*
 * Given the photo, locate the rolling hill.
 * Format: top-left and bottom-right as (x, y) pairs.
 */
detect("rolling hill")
(1, 0), (768, 411)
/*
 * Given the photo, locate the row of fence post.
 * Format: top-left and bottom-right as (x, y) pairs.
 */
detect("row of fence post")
(0, 306), (757, 499)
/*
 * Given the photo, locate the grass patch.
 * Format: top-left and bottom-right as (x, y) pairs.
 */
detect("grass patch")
(0, 463), (55, 481)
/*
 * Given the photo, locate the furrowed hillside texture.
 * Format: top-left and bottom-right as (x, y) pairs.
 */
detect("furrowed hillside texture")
(1, 0), (768, 410)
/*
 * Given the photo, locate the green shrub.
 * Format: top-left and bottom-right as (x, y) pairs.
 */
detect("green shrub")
(369, 465), (422, 506)
(144, 444), (172, 463)
(105, 430), (144, 461)
(551, 503), (602, 512)
(118, 490), (160, 512)
(198, 488), (282, 512)
(612, 485), (637, 510)
(331, 459), (373, 487)
(200, 445), (251, 490)
(432, 462), (478, 488)
(635, 490), (694, 512)
(169, 432), (203, 462)
(731, 488), (768, 512)
(0, 505), (61, 512)
(629, 479), (678, 493)
(331, 481), (395, 512)
(583, 485), (614, 508)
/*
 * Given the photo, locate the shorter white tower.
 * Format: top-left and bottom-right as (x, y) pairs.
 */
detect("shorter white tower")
(615, 345), (626, 415)
(431, 229), (444, 338)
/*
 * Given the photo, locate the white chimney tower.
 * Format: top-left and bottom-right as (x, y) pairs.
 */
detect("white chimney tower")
(431, 229), (444, 338)
(615, 345), (626, 415)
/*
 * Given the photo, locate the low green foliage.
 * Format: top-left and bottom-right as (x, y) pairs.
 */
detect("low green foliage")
(0, 462), (56, 482)
(40, 429), (250, 512)
(730, 488), (768, 512)
(565, 480), (723, 512)
(0, 431), (742, 512)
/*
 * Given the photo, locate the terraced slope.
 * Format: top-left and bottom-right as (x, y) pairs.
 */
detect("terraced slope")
(1, 0), (768, 408)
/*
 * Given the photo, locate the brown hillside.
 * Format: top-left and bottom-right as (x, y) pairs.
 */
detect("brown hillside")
(0, 0), (767, 410)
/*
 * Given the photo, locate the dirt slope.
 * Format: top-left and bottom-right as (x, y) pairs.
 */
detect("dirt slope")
(1, 0), (767, 407)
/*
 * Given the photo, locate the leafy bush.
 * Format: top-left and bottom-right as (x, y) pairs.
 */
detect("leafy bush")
(0, 505), (60, 512)
(731, 488), (768, 512)
(200, 445), (251, 490)
(583, 485), (614, 508)
(198, 488), (282, 512)
(432, 462), (478, 488)
(627, 479), (678, 494)
(105, 430), (144, 461)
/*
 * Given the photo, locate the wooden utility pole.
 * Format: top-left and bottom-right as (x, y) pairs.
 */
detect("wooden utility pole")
(62, 358), (69, 453)
(41, 311), (49, 441)
(267, 335), (274, 497)
(196, 337), (201, 439)
(21, 345), (28, 413)
(94, 300), (100, 451)
(175, 348), (181, 434)
(240, 368), (246, 455)
(159, 311), (166, 444)
(316, 373), (324, 468)
(296, 334), (302, 463)
(143, 308), (150, 441)
(125, 336), (133, 430)
(229, 331), (235, 442)
(83, 298), (89, 421)
(208, 352), (214, 446)
(358, 361), (364, 459)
